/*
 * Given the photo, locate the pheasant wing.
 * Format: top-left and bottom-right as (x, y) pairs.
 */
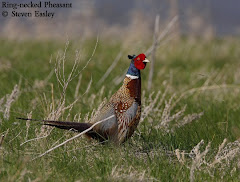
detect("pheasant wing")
(90, 102), (118, 141)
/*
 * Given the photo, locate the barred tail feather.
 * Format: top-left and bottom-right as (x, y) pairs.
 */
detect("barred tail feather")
(16, 117), (92, 132)
(45, 121), (92, 132)
(17, 117), (106, 142)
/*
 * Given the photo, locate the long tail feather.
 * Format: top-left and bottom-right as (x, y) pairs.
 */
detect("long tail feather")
(17, 117), (106, 141)
(16, 117), (92, 132)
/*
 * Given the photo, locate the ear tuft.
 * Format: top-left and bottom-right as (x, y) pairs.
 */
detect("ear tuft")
(128, 55), (133, 59)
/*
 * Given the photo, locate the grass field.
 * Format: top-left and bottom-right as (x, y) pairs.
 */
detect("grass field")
(0, 37), (240, 181)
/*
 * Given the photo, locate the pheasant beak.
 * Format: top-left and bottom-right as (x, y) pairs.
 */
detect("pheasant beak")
(143, 59), (150, 63)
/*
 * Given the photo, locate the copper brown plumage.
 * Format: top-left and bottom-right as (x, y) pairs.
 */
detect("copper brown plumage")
(17, 53), (150, 144)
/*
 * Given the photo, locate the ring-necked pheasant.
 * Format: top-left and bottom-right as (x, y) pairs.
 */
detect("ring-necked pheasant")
(17, 53), (149, 144)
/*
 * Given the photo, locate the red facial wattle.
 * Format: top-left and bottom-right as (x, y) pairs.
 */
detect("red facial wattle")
(134, 53), (147, 70)
(134, 60), (146, 70)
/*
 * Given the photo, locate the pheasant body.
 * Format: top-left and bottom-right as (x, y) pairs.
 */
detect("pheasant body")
(92, 76), (141, 143)
(18, 53), (149, 144)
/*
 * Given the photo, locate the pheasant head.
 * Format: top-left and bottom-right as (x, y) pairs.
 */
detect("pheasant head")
(126, 53), (149, 79)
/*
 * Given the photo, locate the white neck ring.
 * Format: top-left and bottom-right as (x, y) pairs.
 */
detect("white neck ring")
(126, 74), (139, 79)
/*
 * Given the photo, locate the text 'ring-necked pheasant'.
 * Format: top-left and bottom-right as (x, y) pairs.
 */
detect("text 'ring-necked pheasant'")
(17, 53), (150, 144)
